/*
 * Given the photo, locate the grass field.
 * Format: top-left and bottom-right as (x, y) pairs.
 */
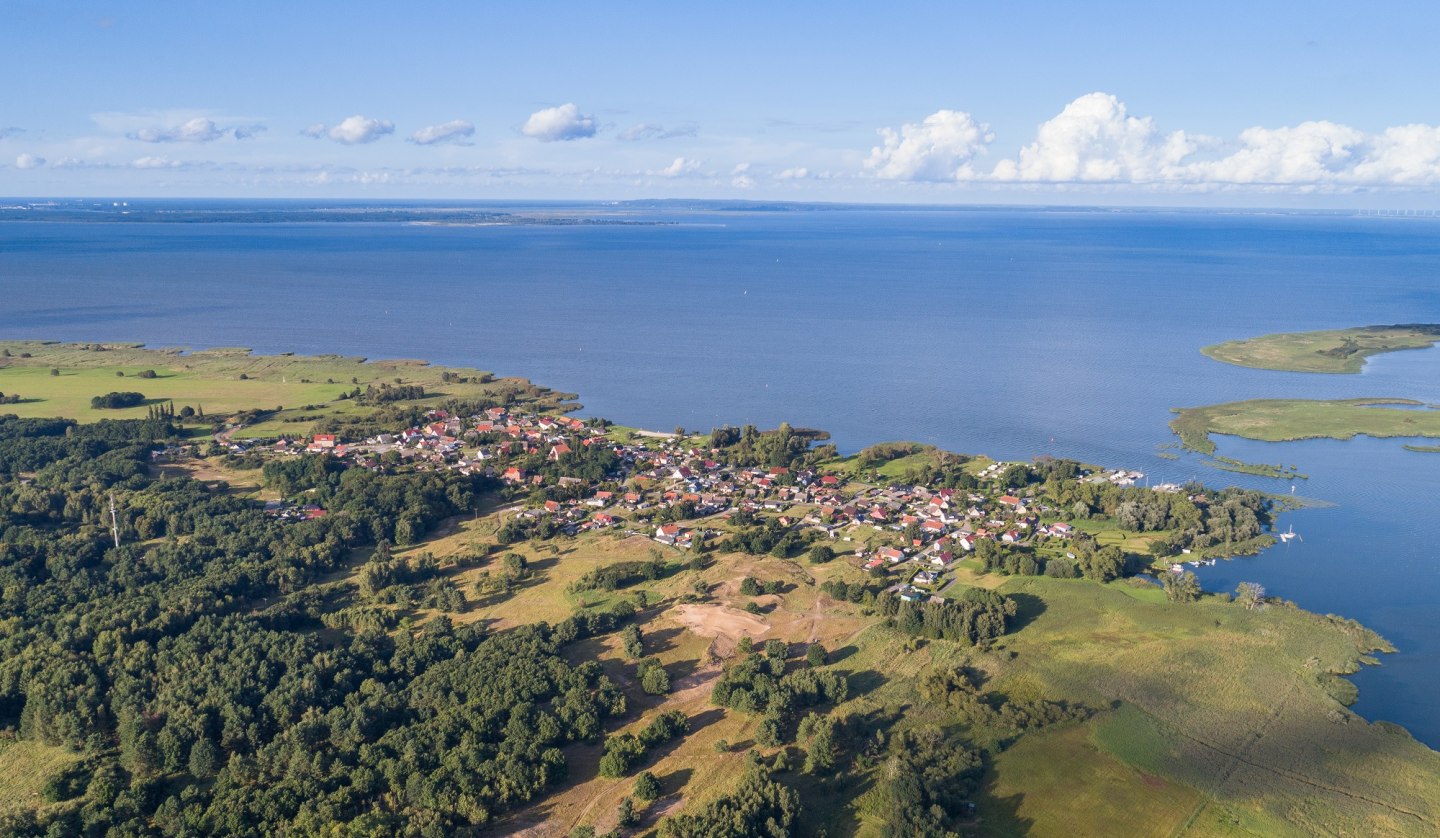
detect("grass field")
(981, 722), (1208, 837)
(1170, 398), (1440, 454)
(1201, 325), (1440, 374)
(0, 739), (79, 815)
(978, 576), (1440, 836)
(0, 340), (577, 434)
(358, 502), (1440, 836)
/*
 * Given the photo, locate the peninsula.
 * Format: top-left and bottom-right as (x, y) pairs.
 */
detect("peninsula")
(2, 340), (1438, 837)
(1201, 323), (1440, 374)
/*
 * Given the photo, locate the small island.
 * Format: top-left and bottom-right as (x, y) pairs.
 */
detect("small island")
(1202, 323), (1440, 373)
(1171, 397), (1440, 455)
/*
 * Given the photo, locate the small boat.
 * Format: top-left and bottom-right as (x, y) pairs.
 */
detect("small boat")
(1277, 525), (1299, 542)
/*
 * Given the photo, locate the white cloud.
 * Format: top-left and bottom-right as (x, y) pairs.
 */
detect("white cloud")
(731, 162), (755, 189)
(14, 153), (44, 170)
(409, 120), (475, 145)
(991, 93), (1196, 183)
(132, 155), (181, 169)
(522, 103), (596, 141)
(655, 157), (701, 177)
(302, 123), (328, 138)
(1191, 121), (1364, 185)
(92, 111), (262, 143)
(129, 116), (258, 143)
(965, 92), (1440, 189)
(776, 167), (810, 180)
(618, 122), (698, 141)
(866, 109), (994, 181)
(321, 115), (395, 145)
(1349, 124), (1440, 185)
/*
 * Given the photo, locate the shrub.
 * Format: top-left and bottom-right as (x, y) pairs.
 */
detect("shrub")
(90, 391), (145, 409)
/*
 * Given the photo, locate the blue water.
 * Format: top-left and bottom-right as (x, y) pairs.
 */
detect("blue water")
(2, 202), (1439, 743)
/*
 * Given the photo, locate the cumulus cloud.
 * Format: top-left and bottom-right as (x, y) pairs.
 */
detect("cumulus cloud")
(859, 92), (1440, 190)
(731, 162), (755, 189)
(776, 167), (810, 180)
(1190, 121), (1365, 184)
(653, 157), (701, 177)
(14, 153), (44, 169)
(618, 122), (699, 141)
(322, 115), (395, 145)
(1349, 124), (1440, 185)
(302, 123), (328, 138)
(991, 93), (1197, 182)
(129, 116), (261, 143)
(522, 103), (596, 141)
(409, 120), (475, 145)
(866, 109), (995, 181)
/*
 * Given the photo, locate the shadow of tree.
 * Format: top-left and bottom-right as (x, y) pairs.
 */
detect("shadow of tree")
(1006, 591), (1047, 632)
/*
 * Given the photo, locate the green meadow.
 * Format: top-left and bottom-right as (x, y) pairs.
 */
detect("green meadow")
(0, 340), (577, 435)
(1201, 324), (1440, 374)
(1170, 397), (1440, 454)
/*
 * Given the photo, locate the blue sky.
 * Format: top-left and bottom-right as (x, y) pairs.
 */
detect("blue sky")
(4, 1), (1440, 204)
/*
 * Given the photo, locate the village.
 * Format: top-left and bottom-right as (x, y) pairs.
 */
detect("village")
(204, 404), (1207, 601)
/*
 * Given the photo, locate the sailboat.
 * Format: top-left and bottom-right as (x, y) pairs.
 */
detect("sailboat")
(1277, 524), (1299, 542)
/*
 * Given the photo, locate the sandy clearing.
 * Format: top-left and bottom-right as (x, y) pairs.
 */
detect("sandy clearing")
(672, 603), (770, 656)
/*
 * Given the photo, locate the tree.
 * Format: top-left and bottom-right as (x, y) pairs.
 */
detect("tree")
(1163, 570), (1202, 603)
(755, 714), (782, 747)
(799, 713), (838, 774)
(188, 737), (221, 778)
(634, 771), (662, 801)
(1237, 581), (1267, 610)
(502, 552), (529, 579)
(808, 544), (835, 564)
(617, 797), (639, 827)
(805, 643), (827, 668)
(739, 577), (761, 596)
(599, 734), (646, 777)
(621, 624), (644, 660)
(1079, 544), (1125, 582)
(639, 658), (671, 695)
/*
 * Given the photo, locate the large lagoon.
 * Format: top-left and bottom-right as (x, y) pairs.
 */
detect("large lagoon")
(3, 202), (1438, 743)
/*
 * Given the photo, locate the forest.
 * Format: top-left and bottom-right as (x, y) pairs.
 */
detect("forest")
(0, 414), (644, 836)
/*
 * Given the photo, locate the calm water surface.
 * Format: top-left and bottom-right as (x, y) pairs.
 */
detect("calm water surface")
(2, 204), (1438, 742)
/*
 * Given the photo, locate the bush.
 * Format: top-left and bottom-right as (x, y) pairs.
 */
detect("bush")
(639, 658), (671, 695)
(639, 710), (689, 748)
(635, 771), (662, 801)
(598, 734), (646, 778)
(90, 391), (145, 409)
